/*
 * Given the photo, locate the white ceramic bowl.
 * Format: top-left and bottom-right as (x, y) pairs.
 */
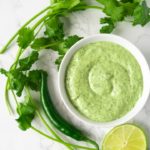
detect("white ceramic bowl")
(58, 34), (150, 127)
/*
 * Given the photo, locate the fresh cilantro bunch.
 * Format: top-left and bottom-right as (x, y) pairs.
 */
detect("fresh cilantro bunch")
(97, 0), (150, 33)
(0, 0), (86, 132)
(31, 16), (82, 66)
(0, 51), (43, 96)
(0, 1), (99, 150)
(16, 96), (36, 131)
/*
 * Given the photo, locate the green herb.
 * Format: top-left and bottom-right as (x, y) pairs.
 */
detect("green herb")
(0, 69), (28, 96)
(97, 0), (125, 22)
(19, 51), (39, 71)
(16, 96), (36, 131)
(120, 2), (138, 16)
(100, 17), (115, 33)
(17, 27), (34, 49)
(133, 1), (150, 26)
(31, 35), (82, 66)
(58, 35), (82, 54)
(97, 0), (150, 33)
(0, 51), (40, 96)
(54, 35), (82, 67)
(44, 16), (64, 40)
(55, 55), (64, 67)
(27, 70), (44, 91)
(31, 38), (51, 50)
(0, 69), (43, 95)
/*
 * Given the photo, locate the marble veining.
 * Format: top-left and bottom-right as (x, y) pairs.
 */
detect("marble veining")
(0, 0), (150, 150)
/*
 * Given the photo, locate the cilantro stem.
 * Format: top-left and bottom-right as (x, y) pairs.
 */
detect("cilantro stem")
(36, 111), (61, 140)
(4, 80), (12, 113)
(31, 126), (59, 141)
(11, 90), (19, 106)
(32, 14), (51, 31)
(0, 4), (102, 54)
(73, 5), (103, 11)
(12, 48), (23, 69)
(35, 23), (45, 37)
(31, 126), (96, 150)
(4, 48), (23, 113)
(0, 6), (53, 54)
(31, 126), (71, 149)
(87, 6), (103, 10)
(36, 112), (74, 150)
(50, 0), (55, 5)
(61, 141), (97, 150)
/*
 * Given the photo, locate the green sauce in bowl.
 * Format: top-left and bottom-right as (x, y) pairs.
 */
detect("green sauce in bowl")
(65, 41), (143, 122)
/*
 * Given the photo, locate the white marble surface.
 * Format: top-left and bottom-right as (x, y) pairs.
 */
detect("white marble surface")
(0, 0), (150, 150)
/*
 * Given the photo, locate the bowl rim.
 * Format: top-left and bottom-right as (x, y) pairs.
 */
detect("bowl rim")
(58, 34), (150, 127)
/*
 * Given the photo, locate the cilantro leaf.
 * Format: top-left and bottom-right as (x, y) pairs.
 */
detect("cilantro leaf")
(0, 50), (41, 95)
(0, 69), (28, 96)
(31, 35), (81, 55)
(18, 51), (39, 71)
(44, 16), (64, 40)
(54, 35), (82, 67)
(61, 35), (82, 48)
(31, 38), (51, 50)
(0, 69), (45, 95)
(55, 55), (64, 68)
(100, 17), (115, 33)
(16, 96), (36, 131)
(27, 70), (44, 91)
(121, 2), (138, 16)
(31, 37), (61, 50)
(133, 1), (150, 26)
(97, 0), (149, 33)
(97, 0), (125, 22)
(58, 35), (82, 54)
(17, 27), (34, 49)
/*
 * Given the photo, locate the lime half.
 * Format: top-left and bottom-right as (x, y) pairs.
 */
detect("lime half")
(102, 124), (147, 150)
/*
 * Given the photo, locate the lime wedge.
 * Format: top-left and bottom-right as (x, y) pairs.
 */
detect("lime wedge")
(102, 124), (147, 150)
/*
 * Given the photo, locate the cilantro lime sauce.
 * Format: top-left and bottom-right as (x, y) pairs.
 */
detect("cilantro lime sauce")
(65, 41), (143, 122)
